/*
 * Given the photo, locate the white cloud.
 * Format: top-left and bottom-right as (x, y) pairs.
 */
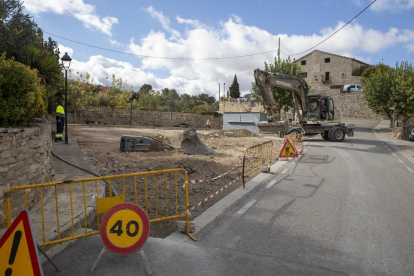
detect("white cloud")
(370, 0), (414, 11)
(143, 6), (181, 38)
(58, 44), (74, 57)
(60, 13), (414, 99)
(24, 0), (118, 36)
(126, 15), (414, 97)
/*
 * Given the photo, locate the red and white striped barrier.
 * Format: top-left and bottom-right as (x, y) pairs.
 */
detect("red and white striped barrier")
(189, 175), (242, 210)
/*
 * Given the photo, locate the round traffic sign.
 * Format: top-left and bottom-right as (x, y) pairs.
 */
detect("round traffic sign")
(100, 203), (150, 254)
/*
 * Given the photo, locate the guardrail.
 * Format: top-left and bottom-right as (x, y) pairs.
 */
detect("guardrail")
(4, 168), (194, 246)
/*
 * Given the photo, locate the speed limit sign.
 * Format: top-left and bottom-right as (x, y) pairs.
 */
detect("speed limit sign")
(100, 203), (150, 254)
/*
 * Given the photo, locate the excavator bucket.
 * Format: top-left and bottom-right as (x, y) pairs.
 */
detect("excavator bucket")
(181, 127), (214, 155)
(120, 136), (174, 152)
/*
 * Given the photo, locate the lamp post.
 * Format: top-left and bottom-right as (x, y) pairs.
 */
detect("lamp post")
(61, 52), (72, 144)
(223, 83), (226, 100)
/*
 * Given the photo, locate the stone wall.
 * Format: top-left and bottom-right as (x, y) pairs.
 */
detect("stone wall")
(67, 107), (223, 129)
(0, 120), (53, 227)
(219, 99), (265, 113)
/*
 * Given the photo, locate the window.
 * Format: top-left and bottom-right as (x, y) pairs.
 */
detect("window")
(325, 58), (330, 63)
(325, 72), (330, 81)
(301, 60), (306, 65)
(302, 72), (308, 78)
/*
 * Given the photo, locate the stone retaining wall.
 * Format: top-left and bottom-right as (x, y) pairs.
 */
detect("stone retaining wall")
(67, 107), (223, 129)
(0, 121), (52, 227)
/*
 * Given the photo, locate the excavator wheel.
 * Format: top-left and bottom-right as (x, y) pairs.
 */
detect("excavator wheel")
(322, 131), (330, 140)
(329, 127), (345, 142)
(287, 128), (302, 135)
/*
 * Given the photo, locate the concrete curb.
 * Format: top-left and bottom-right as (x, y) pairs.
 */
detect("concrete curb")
(166, 160), (291, 243)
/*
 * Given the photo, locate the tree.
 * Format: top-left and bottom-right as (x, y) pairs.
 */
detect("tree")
(229, 74), (240, 98)
(0, 0), (41, 61)
(0, 54), (46, 126)
(251, 56), (306, 113)
(363, 62), (414, 133)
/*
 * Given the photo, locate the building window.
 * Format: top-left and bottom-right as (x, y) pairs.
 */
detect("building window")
(301, 60), (306, 65)
(325, 57), (330, 63)
(302, 72), (307, 78)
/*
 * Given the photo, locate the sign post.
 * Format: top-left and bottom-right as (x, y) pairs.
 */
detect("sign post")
(91, 203), (151, 275)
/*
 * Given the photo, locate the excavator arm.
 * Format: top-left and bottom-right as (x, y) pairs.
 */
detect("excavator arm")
(254, 69), (309, 122)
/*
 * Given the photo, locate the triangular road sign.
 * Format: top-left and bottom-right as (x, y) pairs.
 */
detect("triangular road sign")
(279, 139), (298, 158)
(0, 210), (43, 276)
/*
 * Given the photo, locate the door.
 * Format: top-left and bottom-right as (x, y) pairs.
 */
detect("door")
(307, 99), (320, 121)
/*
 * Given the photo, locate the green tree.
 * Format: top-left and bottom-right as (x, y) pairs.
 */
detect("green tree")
(229, 74), (240, 98)
(0, 0), (41, 61)
(251, 56), (306, 112)
(363, 61), (414, 133)
(0, 54), (46, 126)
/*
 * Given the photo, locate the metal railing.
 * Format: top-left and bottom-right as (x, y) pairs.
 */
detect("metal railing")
(4, 168), (195, 246)
(241, 141), (273, 187)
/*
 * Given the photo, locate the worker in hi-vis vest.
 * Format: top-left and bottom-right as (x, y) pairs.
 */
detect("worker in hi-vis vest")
(55, 100), (65, 142)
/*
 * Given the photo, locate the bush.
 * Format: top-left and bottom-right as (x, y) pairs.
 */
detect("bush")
(0, 54), (46, 127)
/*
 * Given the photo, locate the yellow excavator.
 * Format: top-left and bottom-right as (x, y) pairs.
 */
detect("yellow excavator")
(254, 69), (355, 142)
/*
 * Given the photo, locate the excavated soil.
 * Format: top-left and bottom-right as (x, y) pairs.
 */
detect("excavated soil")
(69, 125), (284, 237)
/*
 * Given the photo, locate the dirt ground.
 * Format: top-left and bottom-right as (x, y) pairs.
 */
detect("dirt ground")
(69, 125), (284, 237)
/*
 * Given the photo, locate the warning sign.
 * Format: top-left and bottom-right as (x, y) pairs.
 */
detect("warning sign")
(100, 203), (150, 255)
(279, 139), (298, 158)
(0, 210), (43, 276)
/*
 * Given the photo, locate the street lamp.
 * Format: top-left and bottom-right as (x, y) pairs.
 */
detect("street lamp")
(223, 83), (226, 100)
(61, 52), (72, 144)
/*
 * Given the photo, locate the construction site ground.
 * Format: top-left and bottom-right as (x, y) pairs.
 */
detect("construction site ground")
(68, 125), (284, 238)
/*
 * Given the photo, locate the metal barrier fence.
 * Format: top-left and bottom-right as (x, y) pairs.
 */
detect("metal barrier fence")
(285, 133), (304, 154)
(241, 141), (273, 187)
(4, 168), (195, 247)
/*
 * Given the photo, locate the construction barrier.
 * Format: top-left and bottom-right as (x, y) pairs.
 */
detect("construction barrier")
(285, 133), (304, 154)
(4, 168), (195, 247)
(241, 141), (273, 187)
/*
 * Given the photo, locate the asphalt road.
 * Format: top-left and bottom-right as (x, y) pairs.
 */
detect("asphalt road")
(200, 118), (414, 275)
(42, 119), (414, 275)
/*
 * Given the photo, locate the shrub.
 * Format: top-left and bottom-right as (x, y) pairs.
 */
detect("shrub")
(0, 54), (46, 127)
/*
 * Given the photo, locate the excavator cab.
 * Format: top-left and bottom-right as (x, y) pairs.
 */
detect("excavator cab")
(306, 96), (335, 122)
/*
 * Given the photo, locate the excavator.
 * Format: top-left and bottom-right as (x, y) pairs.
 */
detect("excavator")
(254, 69), (355, 142)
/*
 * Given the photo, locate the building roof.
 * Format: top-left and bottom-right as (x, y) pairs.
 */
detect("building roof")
(295, 50), (370, 66)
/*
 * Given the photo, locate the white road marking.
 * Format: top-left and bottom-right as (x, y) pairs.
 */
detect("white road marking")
(392, 153), (397, 157)
(406, 167), (414, 173)
(398, 159), (404, 164)
(281, 168), (288, 174)
(266, 179), (278, 189)
(387, 148), (391, 152)
(236, 199), (257, 215)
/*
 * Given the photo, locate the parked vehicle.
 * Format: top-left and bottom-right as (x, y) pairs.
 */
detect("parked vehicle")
(409, 128), (414, 141)
(342, 84), (363, 93)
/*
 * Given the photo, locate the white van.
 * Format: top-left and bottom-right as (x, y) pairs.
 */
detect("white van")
(342, 84), (363, 93)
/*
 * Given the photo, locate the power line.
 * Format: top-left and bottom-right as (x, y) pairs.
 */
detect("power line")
(280, 0), (377, 57)
(44, 0), (376, 61)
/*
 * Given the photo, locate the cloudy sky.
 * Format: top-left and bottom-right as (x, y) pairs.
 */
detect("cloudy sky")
(24, 0), (414, 98)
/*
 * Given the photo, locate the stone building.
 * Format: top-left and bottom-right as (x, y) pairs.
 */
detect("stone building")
(295, 50), (378, 118)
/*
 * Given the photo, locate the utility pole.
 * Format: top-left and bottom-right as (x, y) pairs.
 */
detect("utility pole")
(277, 37), (280, 61)
(219, 83), (220, 102)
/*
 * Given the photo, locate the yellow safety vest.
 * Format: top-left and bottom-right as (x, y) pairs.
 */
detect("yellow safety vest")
(56, 105), (65, 118)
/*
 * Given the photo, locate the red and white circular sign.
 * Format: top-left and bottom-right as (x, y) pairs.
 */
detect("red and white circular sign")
(100, 203), (150, 254)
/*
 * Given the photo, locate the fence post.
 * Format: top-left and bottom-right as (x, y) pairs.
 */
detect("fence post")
(185, 173), (196, 241)
(242, 155), (246, 188)
(5, 194), (11, 227)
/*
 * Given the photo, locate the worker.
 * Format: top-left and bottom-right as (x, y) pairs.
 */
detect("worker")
(55, 100), (65, 142)
(206, 118), (211, 131)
